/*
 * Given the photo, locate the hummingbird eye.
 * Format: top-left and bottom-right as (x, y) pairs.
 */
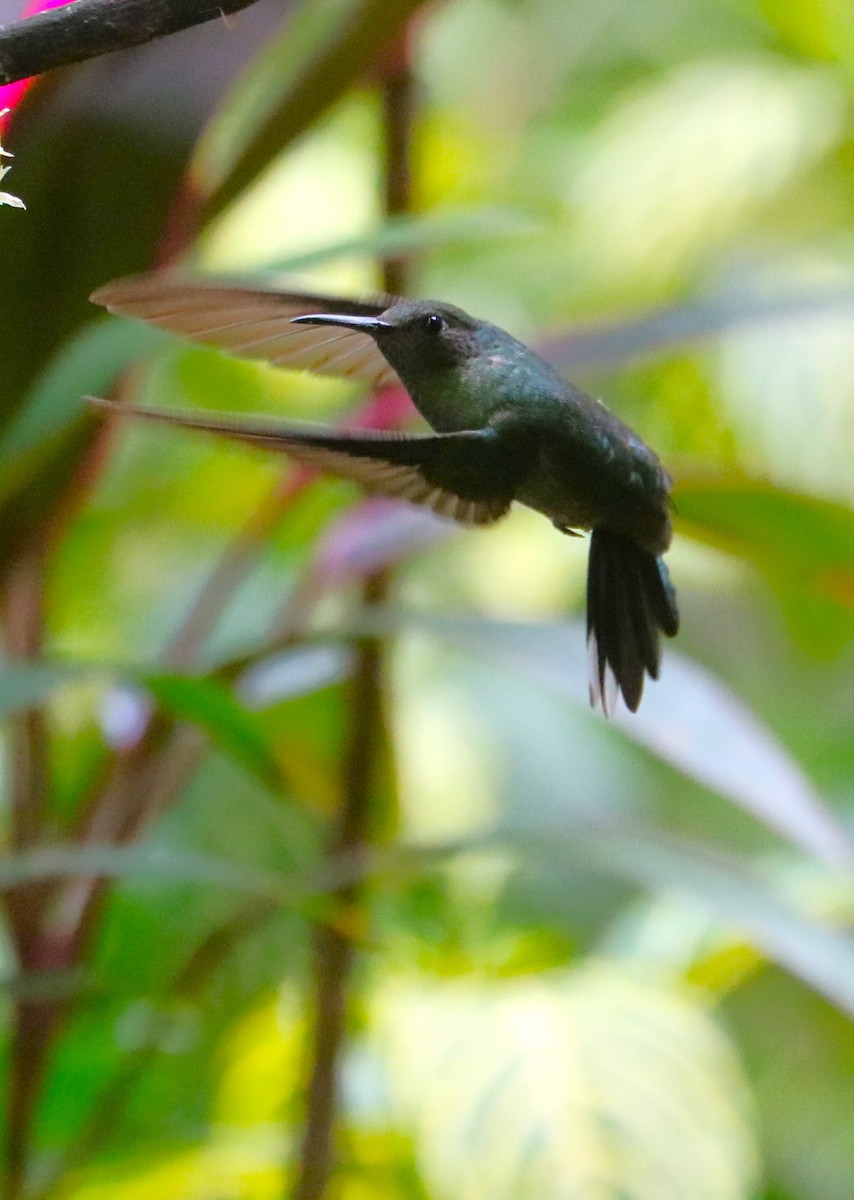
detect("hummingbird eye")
(424, 313), (444, 334)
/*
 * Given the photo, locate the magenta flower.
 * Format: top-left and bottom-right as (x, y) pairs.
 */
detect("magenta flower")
(0, 1), (72, 130)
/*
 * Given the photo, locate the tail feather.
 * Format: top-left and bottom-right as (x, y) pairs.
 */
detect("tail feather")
(586, 529), (679, 715)
(628, 556), (661, 680)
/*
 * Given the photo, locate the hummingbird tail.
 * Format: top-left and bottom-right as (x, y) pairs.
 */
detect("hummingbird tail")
(586, 529), (679, 715)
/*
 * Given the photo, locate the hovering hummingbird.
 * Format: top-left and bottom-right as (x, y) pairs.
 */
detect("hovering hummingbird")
(90, 274), (678, 713)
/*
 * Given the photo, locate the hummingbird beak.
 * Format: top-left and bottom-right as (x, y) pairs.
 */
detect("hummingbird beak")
(290, 313), (392, 335)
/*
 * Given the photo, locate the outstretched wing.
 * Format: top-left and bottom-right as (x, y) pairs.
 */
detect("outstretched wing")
(91, 398), (537, 527)
(90, 274), (401, 387)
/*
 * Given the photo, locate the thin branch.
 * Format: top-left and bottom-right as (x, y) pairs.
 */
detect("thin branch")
(378, 27), (415, 297)
(2, 540), (49, 851)
(1, 537), (55, 1200)
(291, 577), (391, 1200)
(0, 0), (263, 87)
(290, 32), (414, 1200)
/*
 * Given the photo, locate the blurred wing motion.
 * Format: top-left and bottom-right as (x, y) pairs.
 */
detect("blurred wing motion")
(90, 398), (530, 526)
(586, 528), (679, 714)
(90, 274), (401, 387)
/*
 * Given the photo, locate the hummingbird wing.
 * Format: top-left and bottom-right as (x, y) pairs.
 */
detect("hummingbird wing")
(90, 275), (401, 388)
(91, 399), (531, 526)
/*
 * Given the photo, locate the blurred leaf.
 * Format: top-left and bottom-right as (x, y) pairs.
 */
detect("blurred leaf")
(0, 835), (367, 910)
(260, 206), (538, 274)
(723, 966), (854, 1200)
(529, 824), (854, 1019)
(373, 964), (758, 1200)
(192, 0), (353, 194)
(142, 673), (283, 793)
(607, 862), (854, 996)
(199, 0), (433, 222)
(313, 497), (454, 587)
(0, 842), (289, 898)
(569, 59), (844, 293)
(610, 653), (854, 868)
(676, 474), (854, 581)
(0, 659), (301, 793)
(758, 0), (854, 65)
(675, 472), (854, 652)
(211, 992), (304, 1127)
(56, 1137), (285, 1200)
(541, 285), (854, 373)
(434, 816), (854, 1016)
(239, 644), (351, 707)
(0, 661), (88, 715)
(389, 612), (854, 866)
(0, 318), (165, 506)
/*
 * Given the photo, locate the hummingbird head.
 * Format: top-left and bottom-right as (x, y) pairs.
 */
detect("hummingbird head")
(291, 299), (485, 385)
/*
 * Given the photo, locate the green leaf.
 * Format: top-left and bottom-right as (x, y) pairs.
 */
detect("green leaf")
(0, 661), (94, 716)
(0, 318), (165, 507)
(528, 825), (854, 1019)
(674, 472), (854, 651)
(373, 964), (758, 1200)
(192, 0), (355, 198)
(259, 207), (537, 275)
(141, 673), (283, 792)
(381, 612), (854, 867)
(198, 0), (433, 223)
(541, 286), (854, 372)
(0, 660), (284, 793)
(0, 842), (289, 900)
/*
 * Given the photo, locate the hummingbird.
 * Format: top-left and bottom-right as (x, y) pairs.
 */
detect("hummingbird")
(90, 274), (678, 713)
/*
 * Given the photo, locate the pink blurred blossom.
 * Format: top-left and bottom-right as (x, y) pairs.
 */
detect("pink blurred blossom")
(0, 1), (72, 129)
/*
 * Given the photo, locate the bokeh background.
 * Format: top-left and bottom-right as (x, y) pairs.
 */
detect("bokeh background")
(1, 0), (854, 1197)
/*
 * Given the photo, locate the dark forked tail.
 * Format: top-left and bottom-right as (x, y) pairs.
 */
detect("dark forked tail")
(586, 528), (679, 714)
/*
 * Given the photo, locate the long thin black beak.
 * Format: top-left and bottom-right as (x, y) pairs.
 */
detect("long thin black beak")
(290, 313), (392, 334)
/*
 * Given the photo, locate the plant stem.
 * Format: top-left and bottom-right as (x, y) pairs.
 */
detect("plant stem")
(290, 29), (415, 1200)
(3, 541), (49, 851)
(1, 538), (56, 1199)
(291, 575), (390, 1200)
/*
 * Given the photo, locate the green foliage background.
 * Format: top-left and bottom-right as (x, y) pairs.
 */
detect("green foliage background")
(1, 0), (854, 1197)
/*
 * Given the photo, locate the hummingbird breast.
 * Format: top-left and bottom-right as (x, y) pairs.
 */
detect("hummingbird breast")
(397, 330), (673, 555)
(515, 401), (673, 556)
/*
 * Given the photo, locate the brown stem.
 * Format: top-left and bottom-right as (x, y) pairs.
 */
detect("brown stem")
(1, 537), (55, 1199)
(0, 421), (130, 1193)
(379, 26), (416, 296)
(290, 31), (415, 1200)
(3, 540), (49, 851)
(5, 995), (59, 1199)
(291, 576), (391, 1200)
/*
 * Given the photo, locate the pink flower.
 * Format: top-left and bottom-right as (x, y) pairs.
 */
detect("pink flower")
(0, 1), (73, 130)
